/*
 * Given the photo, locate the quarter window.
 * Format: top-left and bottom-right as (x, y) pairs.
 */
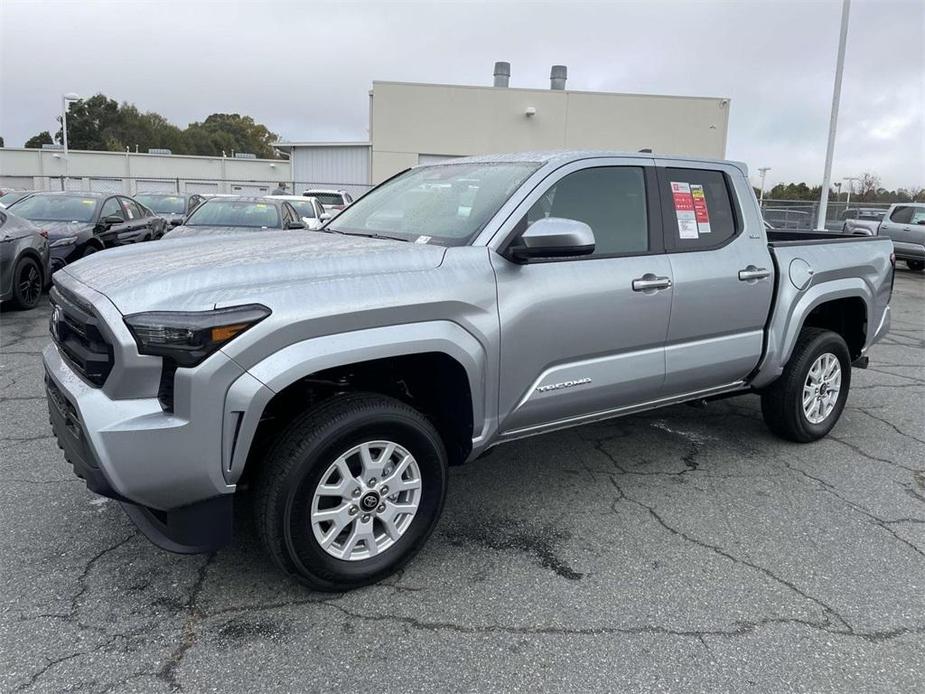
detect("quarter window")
(521, 166), (649, 256)
(661, 168), (737, 250)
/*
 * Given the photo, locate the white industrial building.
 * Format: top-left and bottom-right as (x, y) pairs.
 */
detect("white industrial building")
(1, 64), (730, 196)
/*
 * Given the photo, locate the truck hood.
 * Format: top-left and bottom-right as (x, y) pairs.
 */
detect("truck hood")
(60, 230), (447, 313)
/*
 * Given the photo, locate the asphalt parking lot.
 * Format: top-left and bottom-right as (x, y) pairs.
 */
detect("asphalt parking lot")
(1, 269), (923, 693)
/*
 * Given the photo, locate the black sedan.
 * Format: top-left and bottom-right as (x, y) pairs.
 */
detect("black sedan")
(134, 192), (206, 233)
(9, 191), (163, 271)
(0, 209), (49, 310)
(162, 196), (304, 240)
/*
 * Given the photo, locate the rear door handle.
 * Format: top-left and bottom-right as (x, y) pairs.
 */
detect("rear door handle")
(738, 266), (770, 281)
(632, 275), (672, 292)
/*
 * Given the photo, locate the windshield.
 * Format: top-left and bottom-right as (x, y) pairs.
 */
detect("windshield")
(0, 191), (28, 206)
(10, 194), (98, 222)
(329, 162), (539, 245)
(185, 200), (281, 228)
(136, 194), (186, 214)
(288, 200), (317, 219)
(307, 192), (344, 206)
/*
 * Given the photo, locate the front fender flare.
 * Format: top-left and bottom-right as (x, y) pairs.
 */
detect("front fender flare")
(221, 321), (489, 484)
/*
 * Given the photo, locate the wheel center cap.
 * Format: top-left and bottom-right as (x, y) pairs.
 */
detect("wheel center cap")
(820, 384), (828, 396)
(360, 492), (380, 511)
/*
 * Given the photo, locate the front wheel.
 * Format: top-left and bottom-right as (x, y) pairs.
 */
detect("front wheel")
(761, 328), (851, 442)
(906, 259), (924, 272)
(254, 393), (448, 591)
(10, 256), (43, 310)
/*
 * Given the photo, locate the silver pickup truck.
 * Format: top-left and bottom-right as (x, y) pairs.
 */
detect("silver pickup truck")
(845, 202), (925, 271)
(44, 151), (894, 590)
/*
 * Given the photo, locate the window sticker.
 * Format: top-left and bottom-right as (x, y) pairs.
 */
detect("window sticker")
(670, 181), (699, 239)
(690, 184), (711, 234)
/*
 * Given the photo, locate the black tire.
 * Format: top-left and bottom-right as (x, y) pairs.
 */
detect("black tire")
(906, 260), (925, 272)
(81, 244), (99, 258)
(761, 328), (851, 443)
(254, 392), (448, 591)
(10, 256), (43, 310)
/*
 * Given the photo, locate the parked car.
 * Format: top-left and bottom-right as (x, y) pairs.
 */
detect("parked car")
(303, 188), (353, 214)
(265, 195), (329, 229)
(45, 151), (893, 590)
(0, 209), (49, 310)
(847, 202), (925, 271)
(162, 197), (305, 239)
(134, 192), (205, 232)
(9, 192), (162, 271)
(0, 190), (37, 208)
(763, 207), (813, 230)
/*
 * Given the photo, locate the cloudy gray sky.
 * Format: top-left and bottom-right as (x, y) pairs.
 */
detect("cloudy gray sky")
(2, 0), (922, 189)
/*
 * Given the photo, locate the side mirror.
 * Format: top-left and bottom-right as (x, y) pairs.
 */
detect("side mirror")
(508, 217), (595, 262)
(285, 220), (305, 230)
(170, 217), (185, 227)
(319, 212), (333, 222)
(100, 215), (123, 228)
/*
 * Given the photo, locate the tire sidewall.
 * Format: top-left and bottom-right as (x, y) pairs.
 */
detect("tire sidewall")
(280, 408), (447, 588)
(13, 256), (41, 309)
(791, 334), (851, 440)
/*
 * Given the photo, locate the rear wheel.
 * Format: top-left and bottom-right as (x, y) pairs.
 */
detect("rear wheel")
(254, 393), (448, 591)
(10, 256), (43, 310)
(906, 260), (924, 272)
(761, 328), (851, 442)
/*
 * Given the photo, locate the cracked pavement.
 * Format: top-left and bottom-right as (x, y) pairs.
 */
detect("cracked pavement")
(1, 270), (923, 692)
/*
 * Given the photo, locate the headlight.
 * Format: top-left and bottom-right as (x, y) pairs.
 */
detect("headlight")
(49, 236), (78, 248)
(123, 304), (270, 366)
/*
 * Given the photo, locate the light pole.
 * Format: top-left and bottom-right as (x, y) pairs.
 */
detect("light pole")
(844, 176), (858, 209)
(61, 92), (79, 183)
(816, 0), (851, 230)
(757, 167), (771, 206)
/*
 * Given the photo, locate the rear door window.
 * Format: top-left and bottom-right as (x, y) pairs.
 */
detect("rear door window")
(889, 206), (914, 224)
(659, 168), (738, 251)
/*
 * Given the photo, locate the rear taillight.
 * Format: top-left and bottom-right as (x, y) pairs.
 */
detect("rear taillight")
(890, 251), (896, 268)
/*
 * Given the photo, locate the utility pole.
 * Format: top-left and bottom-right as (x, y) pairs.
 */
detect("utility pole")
(758, 167), (771, 206)
(844, 176), (858, 209)
(61, 92), (79, 181)
(816, 0), (851, 230)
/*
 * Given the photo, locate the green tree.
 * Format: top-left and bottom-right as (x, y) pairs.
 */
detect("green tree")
(24, 131), (53, 148)
(183, 113), (279, 158)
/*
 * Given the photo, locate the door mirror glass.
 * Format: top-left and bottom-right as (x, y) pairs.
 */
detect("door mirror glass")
(101, 214), (123, 228)
(509, 217), (595, 261)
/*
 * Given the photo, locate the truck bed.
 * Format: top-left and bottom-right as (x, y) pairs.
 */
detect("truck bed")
(766, 229), (876, 246)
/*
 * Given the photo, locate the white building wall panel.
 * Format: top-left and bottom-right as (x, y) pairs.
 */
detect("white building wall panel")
(292, 146), (370, 187)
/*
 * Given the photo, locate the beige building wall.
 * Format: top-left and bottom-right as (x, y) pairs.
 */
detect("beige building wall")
(370, 81), (730, 183)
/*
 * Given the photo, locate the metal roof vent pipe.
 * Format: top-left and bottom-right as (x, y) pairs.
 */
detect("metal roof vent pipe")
(493, 61), (511, 88)
(550, 65), (568, 90)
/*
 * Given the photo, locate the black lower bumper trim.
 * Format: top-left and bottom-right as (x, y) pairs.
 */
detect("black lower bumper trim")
(121, 495), (233, 554)
(47, 372), (233, 554)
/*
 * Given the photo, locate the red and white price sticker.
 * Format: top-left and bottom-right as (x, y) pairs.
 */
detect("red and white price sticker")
(671, 181), (698, 239)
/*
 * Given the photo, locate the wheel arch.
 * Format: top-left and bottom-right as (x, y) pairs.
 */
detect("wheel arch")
(224, 321), (489, 486)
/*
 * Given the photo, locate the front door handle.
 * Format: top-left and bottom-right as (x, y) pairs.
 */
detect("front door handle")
(632, 274), (672, 292)
(738, 266), (771, 281)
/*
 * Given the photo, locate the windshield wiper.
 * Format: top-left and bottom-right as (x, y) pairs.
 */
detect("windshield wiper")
(326, 228), (409, 243)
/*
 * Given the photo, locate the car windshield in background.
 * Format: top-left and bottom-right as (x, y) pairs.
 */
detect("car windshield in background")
(309, 193), (344, 206)
(185, 200), (281, 228)
(329, 162), (539, 245)
(0, 191), (27, 206)
(136, 195), (186, 214)
(288, 200), (317, 219)
(858, 211), (885, 220)
(10, 194), (98, 222)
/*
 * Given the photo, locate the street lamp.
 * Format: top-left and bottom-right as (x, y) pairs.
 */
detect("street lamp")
(757, 167), (771, 206)
(61, 92), (79, 181)
(843, 176), (859, 209)
(816, 0), (851, 230)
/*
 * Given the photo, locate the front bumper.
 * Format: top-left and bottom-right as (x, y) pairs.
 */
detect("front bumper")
(45, 360), (234, 553)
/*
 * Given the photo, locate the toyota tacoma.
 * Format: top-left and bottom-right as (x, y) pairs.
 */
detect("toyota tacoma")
(44, 151), (894, 590)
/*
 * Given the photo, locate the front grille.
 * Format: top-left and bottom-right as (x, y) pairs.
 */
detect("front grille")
(49, 286), (114, 387)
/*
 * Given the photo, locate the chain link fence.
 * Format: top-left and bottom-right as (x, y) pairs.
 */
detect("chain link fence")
(760, 199), (892, 230)
(32, 175), (374, 200)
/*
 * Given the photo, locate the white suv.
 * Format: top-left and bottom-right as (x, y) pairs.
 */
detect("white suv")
(303, 189), (353, 215)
